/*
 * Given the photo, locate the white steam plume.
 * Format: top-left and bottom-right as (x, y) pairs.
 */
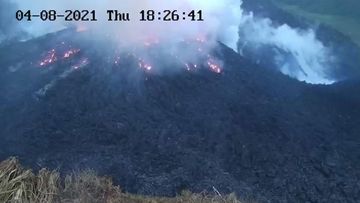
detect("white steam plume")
(237, 12), (336, 84)
(10, 0), (336, 84)
(13, 0), (242, 51)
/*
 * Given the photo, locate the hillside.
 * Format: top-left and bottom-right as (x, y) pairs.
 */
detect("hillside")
(272, 0), (360, 46)
(1, 1), (360, 202)
(1, 29), (360, 202)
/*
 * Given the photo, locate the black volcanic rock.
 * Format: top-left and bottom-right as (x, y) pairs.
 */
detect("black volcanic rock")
(0, 30), (360, 203)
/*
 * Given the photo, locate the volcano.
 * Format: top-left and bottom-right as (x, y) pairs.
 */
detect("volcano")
(1, 27), (360, 202)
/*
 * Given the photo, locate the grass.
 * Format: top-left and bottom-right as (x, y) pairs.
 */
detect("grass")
(0, 157), (249, 203)
(272, 0), (360, 46)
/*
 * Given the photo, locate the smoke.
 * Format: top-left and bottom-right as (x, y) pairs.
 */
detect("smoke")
(6, 0), (337, 84)
(0, 0), (26, 42)
(237, 12), (336, 84)
(11, 0), (242, 51)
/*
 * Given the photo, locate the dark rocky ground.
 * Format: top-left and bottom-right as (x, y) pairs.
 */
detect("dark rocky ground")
(1, 2), (360, 203)
(0, 29), (359, 202)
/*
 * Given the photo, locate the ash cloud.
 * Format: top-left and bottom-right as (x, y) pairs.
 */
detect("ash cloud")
(9, 0), (243, 78)
(11, 0), (242, 51)
(6, 0), (338, 84)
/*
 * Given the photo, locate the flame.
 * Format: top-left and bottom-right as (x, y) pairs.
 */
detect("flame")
(138, 58), (152, 71)
(38, 44), (81, 67)
(39, 49), (57, 67)
(64, 49), (80, 58)
(206, 57), (222, 74)
(36, 35), (222, 76)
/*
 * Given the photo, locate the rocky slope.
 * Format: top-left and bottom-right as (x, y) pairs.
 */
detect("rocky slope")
(0, 28), (360, 202)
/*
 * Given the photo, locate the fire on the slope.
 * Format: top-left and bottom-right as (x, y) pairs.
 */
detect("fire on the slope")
(37, 34), (223, 74)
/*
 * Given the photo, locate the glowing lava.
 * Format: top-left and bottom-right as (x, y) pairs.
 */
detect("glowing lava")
(39, 49), (57, 67)
(36, 35), (222, 76)
(207, 57), (222, 74)
(38, 45), (81, 67)
(64, 49), (80, 58)
(138, 58), (152, 71)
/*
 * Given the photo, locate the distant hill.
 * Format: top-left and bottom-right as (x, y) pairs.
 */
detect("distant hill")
(272, 0), (360, 46)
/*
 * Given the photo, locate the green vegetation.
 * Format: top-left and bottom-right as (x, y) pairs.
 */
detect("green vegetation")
(0, 158), (250, 203)
(272, 0), (360, 46)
